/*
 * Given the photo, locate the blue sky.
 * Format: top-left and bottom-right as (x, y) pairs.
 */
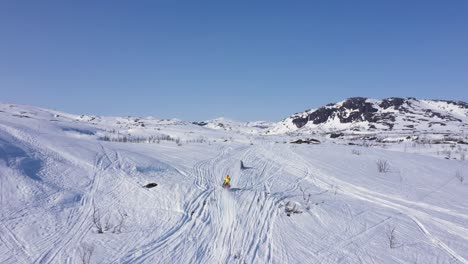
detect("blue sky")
(1, 1), (467, 121)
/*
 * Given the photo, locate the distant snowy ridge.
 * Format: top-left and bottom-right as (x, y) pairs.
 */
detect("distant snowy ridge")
(193, 117), (273, 135)
(3, 97), (468, 142)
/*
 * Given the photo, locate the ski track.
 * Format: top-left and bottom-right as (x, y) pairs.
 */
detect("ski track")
(118, 145), (284, 264)
(284, 146), (468, 264)
(0, 221), (33, 264)
(1, 115), (467, 264)
(34, 144), (119, 264)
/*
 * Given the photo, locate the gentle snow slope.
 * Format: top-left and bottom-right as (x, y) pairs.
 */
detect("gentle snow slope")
(0, 104), (468, 263)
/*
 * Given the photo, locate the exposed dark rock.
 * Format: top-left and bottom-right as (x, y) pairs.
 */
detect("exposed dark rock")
(144, 183), (158, 188)
(340, 98), (379, 123)
(428, 122), (447, 127)
(192, 121), (208, 126)
(290, 139), (320, 144)
(425, 109), (461, 122)
(329, 133), (344, 139)
(292, 116), (309, 128)
(13, 115), (31, 118)
(292, 97), (382, 127)
(308, 108), (333, 125)
(381, 122), (395, 130)
(283, 97), (467, 134)
(378, 113), (396, 122)
(379, 98), (405, 110)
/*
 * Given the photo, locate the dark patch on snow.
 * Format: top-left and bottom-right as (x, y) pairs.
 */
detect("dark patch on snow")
(290, 138), (321, 144)
(425, 109), (461, 122)
(428, 122), (447, 127)
(307, 108), (336, 125)
(403, 118), (417, 123)
(143, 183), (158, 188)
(292, 116), (309, 128)
(192, 121), (208, 126)
(329, 133), (344, 139)
(381, 122), (395, 130)
(12, 114), (31, 118)
(379, 97), (405, 110)
(62, 127), (96, 135)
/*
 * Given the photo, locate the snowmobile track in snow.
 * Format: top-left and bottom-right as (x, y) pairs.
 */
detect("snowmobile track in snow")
(35, 145), (118, 264)
(284, 146), (468, 264)
(118, 145), (284, 264)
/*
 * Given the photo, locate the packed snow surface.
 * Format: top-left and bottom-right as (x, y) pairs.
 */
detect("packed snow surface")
(1, 104), (468, 263)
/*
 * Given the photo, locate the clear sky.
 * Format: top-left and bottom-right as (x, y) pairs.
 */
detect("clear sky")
(1, 1), (467, 121)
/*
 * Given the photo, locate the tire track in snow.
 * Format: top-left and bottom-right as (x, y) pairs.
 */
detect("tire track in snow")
(286, 145), (468, 264)
(0, 125), (65, 263)
(120, 145), (282, 264)
(119, 147), (233, 263)
(35, 145), (117, 263)
(316, 216), (392, 257)
(119, 188), (213, 263)
(114, 146), (234, 263)
(0, 222), (33, 264)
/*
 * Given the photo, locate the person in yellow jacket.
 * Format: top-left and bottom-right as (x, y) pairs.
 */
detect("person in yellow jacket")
(223, 175), (231, 188)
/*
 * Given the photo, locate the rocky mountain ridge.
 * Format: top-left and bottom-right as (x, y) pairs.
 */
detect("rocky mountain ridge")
(266, 97), (468, 137)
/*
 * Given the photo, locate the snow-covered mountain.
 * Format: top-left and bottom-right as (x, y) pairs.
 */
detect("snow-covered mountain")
(267, 97), (468, 137)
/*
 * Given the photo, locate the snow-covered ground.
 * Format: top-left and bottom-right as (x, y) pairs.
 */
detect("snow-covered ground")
(1, 104), (468, 263)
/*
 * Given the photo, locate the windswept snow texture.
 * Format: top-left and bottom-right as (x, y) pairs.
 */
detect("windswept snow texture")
(1, 103), (468, 264)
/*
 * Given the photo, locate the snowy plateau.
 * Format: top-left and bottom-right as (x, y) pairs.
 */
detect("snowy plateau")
(1, 97), (468, 264)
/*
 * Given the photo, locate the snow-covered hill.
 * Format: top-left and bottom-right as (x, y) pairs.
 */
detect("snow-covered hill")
(193, 117), (273, 135)
(1, 103), (468, 263)
(267, 97), (468, 138)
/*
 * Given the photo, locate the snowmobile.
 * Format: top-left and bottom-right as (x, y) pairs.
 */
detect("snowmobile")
(222, 182), (231, 189)
(222, 175), (231, 189)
